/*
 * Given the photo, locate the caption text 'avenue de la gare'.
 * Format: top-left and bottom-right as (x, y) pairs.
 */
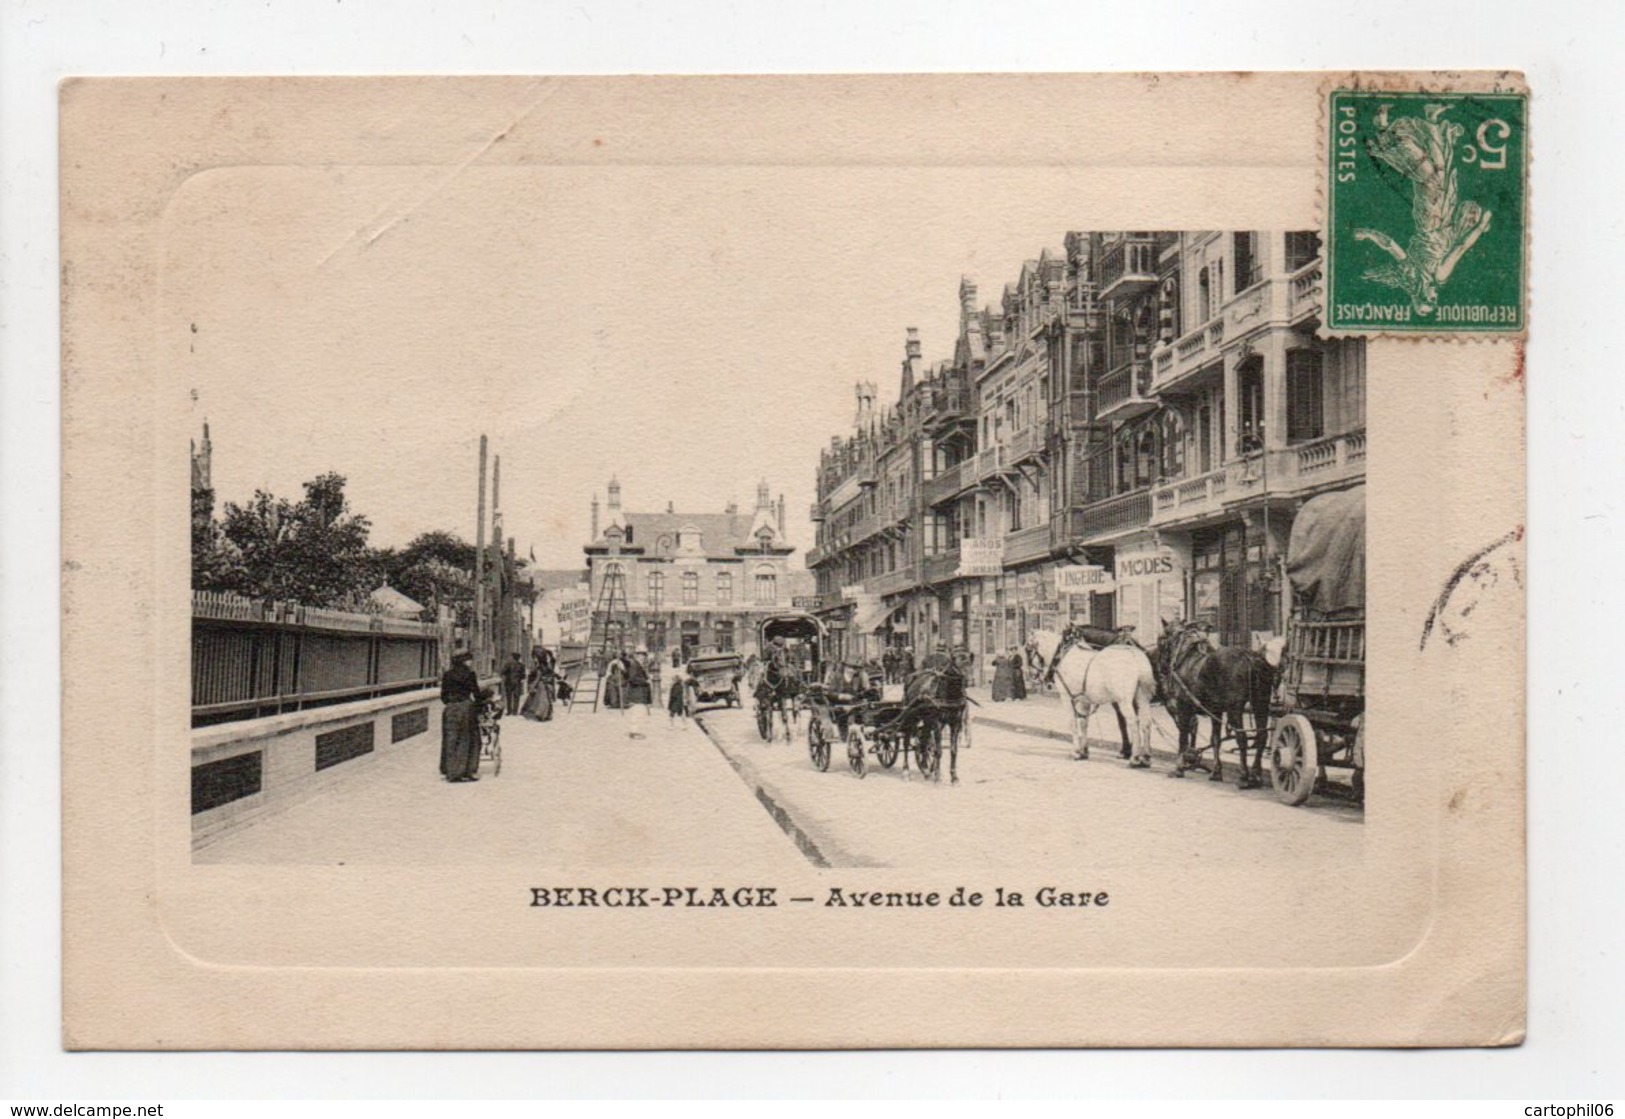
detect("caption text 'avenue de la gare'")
(528, 886), (1109, 909)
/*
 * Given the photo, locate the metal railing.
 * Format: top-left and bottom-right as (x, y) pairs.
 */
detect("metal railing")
(193, 592), (443, 727)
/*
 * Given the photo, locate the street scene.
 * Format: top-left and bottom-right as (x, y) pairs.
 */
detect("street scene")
(185, 211), (1365, 866)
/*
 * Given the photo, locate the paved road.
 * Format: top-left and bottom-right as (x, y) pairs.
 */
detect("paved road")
(197, 686), (1360, 872)
(697, 697), (1362, 870)
(196, 704), (809, 869)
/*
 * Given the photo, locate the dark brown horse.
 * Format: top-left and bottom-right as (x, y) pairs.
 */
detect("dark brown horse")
(902, 652), (971, 784)
(1155, 619), (1276, 787)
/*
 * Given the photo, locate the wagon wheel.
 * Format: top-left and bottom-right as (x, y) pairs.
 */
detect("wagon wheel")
(916, 725), (942, 782)
(807, 715), (831, 772)
(1269, 713), (1318, 806)
(755, 700), (772, 742)
(846, 726), (867, 778)
(876, 733), (899, 770)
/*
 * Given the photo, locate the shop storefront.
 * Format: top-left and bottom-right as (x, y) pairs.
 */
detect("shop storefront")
(1189, 521), (1278, 647)
(1112, 538), (1190, 641)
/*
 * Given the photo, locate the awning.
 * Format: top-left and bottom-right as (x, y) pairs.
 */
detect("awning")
(852, 599), (894, 634)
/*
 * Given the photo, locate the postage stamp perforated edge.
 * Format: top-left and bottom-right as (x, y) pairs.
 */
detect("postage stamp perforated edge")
(1316, 70), (1529, 342)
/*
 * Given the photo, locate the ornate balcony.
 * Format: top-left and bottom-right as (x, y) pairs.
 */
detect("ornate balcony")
(870, 566), (919, 597)
(1003, 522), (1054, 566)
(922, 552), (959, 585)
(1288, 260), (1325, 324)
(1153, 317), (1226, 394)
(1099, 234), (1161, 301)
(922, 381), (972, 432)
(976, 444), (1005, 481)
(1289, 428), (1365, 488)
(923, 460), (969, 507)
(1096, 359), (1158, 423)
(805, 543), (831, 568)
(809, 501), (825, 523)
(1006, 425), (1044, 466)
(1150, 465), (1230, 526)
(1066, 488), (1152, 543)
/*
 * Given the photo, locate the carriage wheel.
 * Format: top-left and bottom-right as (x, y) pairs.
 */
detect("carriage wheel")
(846, 727), (867, 778)
(756, 702), (772, 742)
(876, 734), (899, 770)
(1269, 713), (1318, 806)
(916, 726), (942, 781)
(808, 716), (831, 772)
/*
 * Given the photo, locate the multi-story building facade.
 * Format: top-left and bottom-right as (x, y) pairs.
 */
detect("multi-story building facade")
(806, 229), (1365, 673)
(584, 476), (799, 658)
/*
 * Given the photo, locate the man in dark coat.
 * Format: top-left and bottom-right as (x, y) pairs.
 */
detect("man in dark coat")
(439, 650), (489, 782)
(501, 652), (526, 716)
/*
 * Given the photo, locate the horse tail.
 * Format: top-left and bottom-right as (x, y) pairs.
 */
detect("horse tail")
(1136, 653), (1158, 714)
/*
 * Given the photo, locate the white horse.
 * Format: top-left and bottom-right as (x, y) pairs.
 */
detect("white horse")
(1025, 629), (1157, 765)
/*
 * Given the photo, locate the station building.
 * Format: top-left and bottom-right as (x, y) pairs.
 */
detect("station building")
(583, 476), (808, 659)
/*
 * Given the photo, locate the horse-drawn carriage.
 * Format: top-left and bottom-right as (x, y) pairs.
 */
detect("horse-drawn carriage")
(750, 612), (826, 741)
(1268, 484), (1366, 806)
(801, 654), (969, 784)
(684, 645), (743, 710)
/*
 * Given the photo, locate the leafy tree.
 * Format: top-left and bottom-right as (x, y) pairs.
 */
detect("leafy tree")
(216, 472), (380, 608)
(384, 530), (479, 624)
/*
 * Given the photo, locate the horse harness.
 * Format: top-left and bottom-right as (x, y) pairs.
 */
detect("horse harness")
(1042, 626), (1141, 689)
(1159, 628), (1269, 746)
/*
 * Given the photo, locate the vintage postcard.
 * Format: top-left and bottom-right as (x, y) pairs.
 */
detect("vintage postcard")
(61, 73), (1526, 1048)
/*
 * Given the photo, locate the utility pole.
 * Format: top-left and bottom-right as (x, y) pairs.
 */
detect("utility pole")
(474, 435), (488, 672)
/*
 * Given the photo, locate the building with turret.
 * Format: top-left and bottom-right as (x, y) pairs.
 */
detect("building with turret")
(583, 476), (803, 658)
(806, 229), (1366, 673)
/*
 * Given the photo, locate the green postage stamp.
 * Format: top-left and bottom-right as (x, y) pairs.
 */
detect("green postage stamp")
(1326, 86), (1527, 335)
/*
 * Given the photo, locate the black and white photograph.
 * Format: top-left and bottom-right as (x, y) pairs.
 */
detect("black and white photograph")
(184, 224), (1368, 870)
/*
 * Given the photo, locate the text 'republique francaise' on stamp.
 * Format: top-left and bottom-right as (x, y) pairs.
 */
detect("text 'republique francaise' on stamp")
(1324, 75), (1528, 337)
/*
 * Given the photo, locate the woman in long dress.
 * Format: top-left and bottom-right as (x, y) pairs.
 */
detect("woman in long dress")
(602, 654), (627, 710)
(625, 650), (654, 715)
(520, 660), (553, 721)
(439, 649), (487, 782)
(1009, 646), (1028, 700)
(991, 652), (1013, 702)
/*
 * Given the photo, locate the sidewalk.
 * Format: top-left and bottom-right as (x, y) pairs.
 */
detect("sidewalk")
(966, 683), (1190, 763)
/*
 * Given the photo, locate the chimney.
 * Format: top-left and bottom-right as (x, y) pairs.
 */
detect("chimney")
(905, 327), (922, 361)
(756, 479), (771, 512)
(667, 500), (674, 514)
(776, 494), (786, 536)
(607, 474), (621, 512)
(959, 277), (977, 325)
(591, 493), (600, 540)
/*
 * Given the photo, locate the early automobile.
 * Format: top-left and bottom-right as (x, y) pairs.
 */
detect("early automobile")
(684, 644), (743, 710)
